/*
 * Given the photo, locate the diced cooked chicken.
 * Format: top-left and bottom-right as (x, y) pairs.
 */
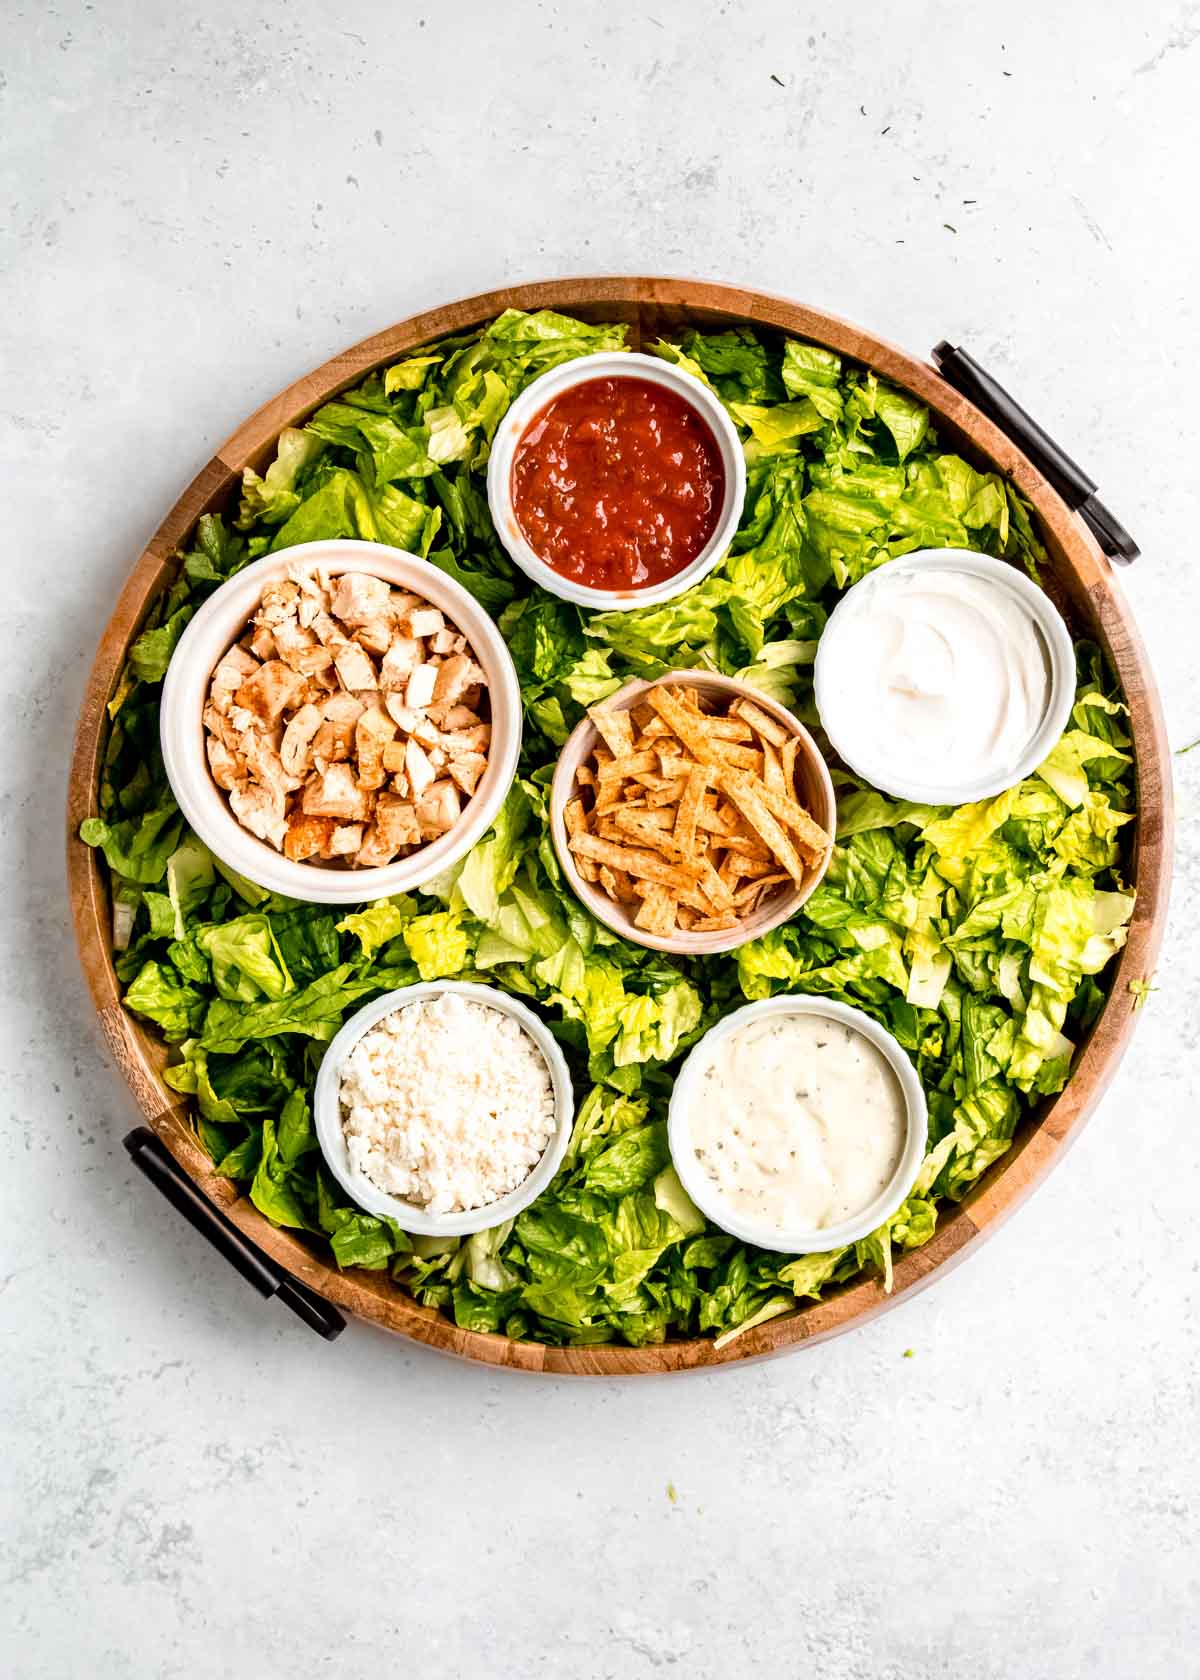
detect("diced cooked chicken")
(206, 564), (488, 868)
(416, 779), (462, 840)
(355, 703), (397, 791)
(447, 752), (487, 798)
(352, 617), (394, 656)
(230, 782), (288, 850)
(284, 812), (336, 862)
(328, 823), (364, 857)
(210, 645), (260, 714)
(249, 624), (277, 661)
(356, 792), (422, 866)
(331, 639), (378, 693)
(301, 763), (372, 822)
(433, 654), (486, 708)
(235, 659), (309, 726)
(379, 638), (423, 690)
(280, 702), (323, 778)
(405, 606), (445, 639)
(257, 578), (301, 626)
(206, 736), (244, 791)
(330, 571), (392, 626)
(405, 663), (439, 710)
(404, 738), (436, 797)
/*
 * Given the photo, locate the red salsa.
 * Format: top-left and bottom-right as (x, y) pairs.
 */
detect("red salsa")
(510, 376), (725, 591)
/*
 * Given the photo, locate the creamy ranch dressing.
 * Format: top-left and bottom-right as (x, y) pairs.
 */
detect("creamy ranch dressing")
(686, 1014), (906, 1232)
(824, 567), (1050, 790)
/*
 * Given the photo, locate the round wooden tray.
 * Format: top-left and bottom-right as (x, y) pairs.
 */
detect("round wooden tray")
(68, 278), (1173, 1374)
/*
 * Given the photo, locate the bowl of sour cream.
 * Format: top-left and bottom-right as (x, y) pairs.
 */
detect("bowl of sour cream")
(813, 548), (1076, 805)
(668, 997), (927, 1253)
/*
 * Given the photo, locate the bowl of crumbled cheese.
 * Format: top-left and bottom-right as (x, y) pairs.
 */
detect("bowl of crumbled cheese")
(159, 538), (522, 903)
(313, 981), (575, 1236)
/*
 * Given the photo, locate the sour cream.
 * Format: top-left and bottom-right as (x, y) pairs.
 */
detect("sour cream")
(683, 1012), (907, 1233)
(815, 559), (1054, 801)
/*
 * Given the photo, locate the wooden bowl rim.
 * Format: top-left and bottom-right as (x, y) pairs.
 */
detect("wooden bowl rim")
(67, 276), (1173, 1376)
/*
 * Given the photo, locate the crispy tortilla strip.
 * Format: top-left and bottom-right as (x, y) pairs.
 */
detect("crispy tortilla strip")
(599, 863), (635, 902)
(733, 871), (789, 907)
(760, 739), (785, 794)
(696, 801), (738, 837)
(589, 704), (634, 757)
(718, 769), (808, 886)
(599, 750), (660, 782)
(730, 696), (791, 747)
(673, 763), (710, 855)
(754, 780), (832, 862)
(647, 686), (726, 768)
(692, 912), (740, 932)
(578, 856), (600, 883)
(780, 735), (800, 795)
(720, 830), (773, 861)
(712, 741), (764, 773)
(638, 716), (672, 742)
(576, 763), (596, 789)
(717, 850), (746, 894)
(676, 903), (698, 931)
(569, 830), (702, 889)
(613, 805), (672, 831)
(611, 810), (686, 856)
(704, 717), (754, 742)
(645, 779), (686, 808)
(634, 882), (677, 936)
(695, 856), (736, 911)
(564, 797), (588, 838)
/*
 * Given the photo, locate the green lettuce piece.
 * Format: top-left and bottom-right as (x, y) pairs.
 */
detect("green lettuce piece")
(125, 960), (206, 1041)
(238, 427), (325, 527)
(337, 897), (415, 960)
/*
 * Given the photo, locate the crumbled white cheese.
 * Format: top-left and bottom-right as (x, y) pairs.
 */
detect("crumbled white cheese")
(339, 992), (556, 1214)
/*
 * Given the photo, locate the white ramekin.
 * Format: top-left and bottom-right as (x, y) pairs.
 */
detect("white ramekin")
(159, 540), (521, 904)
(313, 981), (575, 1238)
(485, 350), (747, 611)
(667, 996), (928, 1254)
(813, 547), (1076, 807)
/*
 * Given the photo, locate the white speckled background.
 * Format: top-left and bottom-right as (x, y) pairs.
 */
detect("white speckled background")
(3, 3), (1197, 1675)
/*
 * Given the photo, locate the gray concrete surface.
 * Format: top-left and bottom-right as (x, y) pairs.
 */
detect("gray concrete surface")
(3, 3), (1198, 1675)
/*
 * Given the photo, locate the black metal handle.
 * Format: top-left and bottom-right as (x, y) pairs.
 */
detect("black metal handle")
(931, 341), (1139, 564)
(124, 1128), (346, 1341)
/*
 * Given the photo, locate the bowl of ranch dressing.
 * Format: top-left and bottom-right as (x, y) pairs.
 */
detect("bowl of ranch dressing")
(813, 548), (1076, 805)
(668, 997), (927, 1253)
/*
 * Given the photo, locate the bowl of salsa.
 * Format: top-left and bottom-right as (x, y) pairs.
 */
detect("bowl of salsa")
(487, 351), (746, 610)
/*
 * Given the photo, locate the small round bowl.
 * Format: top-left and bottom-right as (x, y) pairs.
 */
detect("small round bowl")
(813, 547), (1076, 806)
(549, 670), (836, 956)
(313, 981), (575, 1237)
(486, 350), (747, 611)
(668, 996), (928, 1254)
(159, 539), (522, 904)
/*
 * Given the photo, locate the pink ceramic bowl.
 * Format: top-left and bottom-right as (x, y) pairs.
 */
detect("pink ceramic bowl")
(549, 670), (836, 956)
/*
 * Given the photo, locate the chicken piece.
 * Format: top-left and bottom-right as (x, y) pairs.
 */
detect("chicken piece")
(390, 769), (410, 799)
(229, 782), (288, 850)
(383, 696), (439, 744)
(379, 638), (423, 690)
(388, 591), (428, 618)
(430, 627), (459, 656)
(280, 702), (323, 778)
(248, 623), (277, 661)
(203, 702), (244, 755)
(256, 578), (301, 626)
(381, 741), (407, 774)
(210, 645), (260, 715)
(404, 738), (437, 798)
(297, 594), (321, 630)
(426, 703), (482, 731)
(330, 572), (392, 626)
(415, 778), (462, 840)
(242, 728), (300, 797)
(439, 724), (491, 756)
(433, 654), (486, 708)
(446, 752), (487, 799)
(271, 616), (318, 664)
(355, 703), (397, 791)
(289, 644), (336, 679)
(312, 692), (365, 764)
(284, 812), (336, 862)
(235, 660), (308, 726)
(355, 792), (422, 866)
(404, 606), (445, 639)
(404, 663), (439, 710)
(352, 617), (394, 657)
(331, 639), (378, 693)
(326, 823), (364, 858)
(428, 746), (446, 770)
(301, 763), (372, 822)
(206, 736), (244, 792)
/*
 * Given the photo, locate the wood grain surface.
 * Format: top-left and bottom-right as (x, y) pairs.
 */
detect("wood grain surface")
(67, 278), (1173, 1374)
